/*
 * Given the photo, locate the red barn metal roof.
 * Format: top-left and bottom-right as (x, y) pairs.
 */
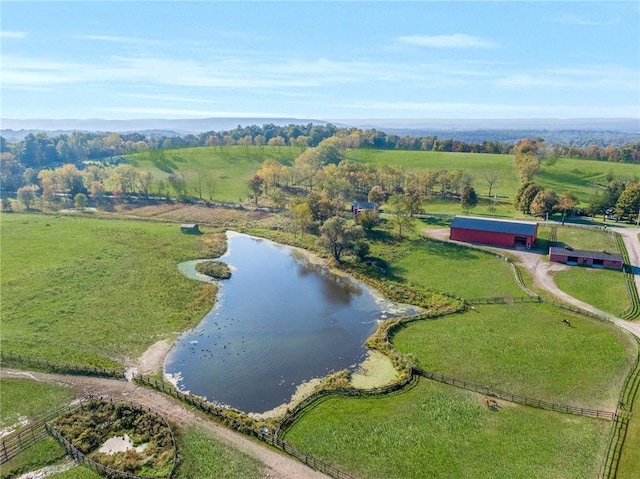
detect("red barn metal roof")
(451, 216), (537, 236)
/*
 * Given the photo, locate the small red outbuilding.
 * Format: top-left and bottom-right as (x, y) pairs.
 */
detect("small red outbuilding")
(450, 216), (538, 249)
(549, 247), (623, 270)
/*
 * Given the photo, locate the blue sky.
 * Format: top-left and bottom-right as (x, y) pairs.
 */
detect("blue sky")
(1, 1), (638, 120)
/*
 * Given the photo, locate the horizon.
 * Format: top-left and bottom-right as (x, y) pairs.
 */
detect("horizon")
(2, 2), (638, 121)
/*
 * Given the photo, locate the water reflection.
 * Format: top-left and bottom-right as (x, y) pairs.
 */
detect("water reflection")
(165, 232), (421, 414)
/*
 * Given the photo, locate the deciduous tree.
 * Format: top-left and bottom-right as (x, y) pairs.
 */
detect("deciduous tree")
(460, 186), (478, 212)
(530, 189), (558, 218)
(248, 174), (264, 206)
(317, 216), (363, 262)
(17, 185), (36, 210)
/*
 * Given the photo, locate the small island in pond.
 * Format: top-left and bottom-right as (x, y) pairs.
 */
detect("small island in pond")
(195, 260), (232, 280)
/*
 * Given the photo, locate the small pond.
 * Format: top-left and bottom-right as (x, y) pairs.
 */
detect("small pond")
(165, 232), (421, 414)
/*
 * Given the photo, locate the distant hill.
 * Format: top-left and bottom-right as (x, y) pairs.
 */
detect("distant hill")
(0, 117), (330, 141)
(1, 117), (638, 144)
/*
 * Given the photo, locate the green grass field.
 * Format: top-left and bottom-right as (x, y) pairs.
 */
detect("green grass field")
(346, 149), (640, 205)
(1, 213), (220, 367)
(0, 378), (75, 429)
(392, 303), (634, 410)
(173, 426), (265, 479)
(554, 268), (629, 317)
(283, 379), (609, 479)
(128, 145), (300, 203)
(370, 236), (524, 299)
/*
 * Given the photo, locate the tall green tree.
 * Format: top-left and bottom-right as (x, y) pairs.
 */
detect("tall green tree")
(317, 216), (364, 262)
(616, 182), (640, 220)
(515, 182), (541, 214)
(460, 186), (478, 212)
(248, 174), (264, 206)
(387, 193), (415, 239)
(17, 186), (36, 210)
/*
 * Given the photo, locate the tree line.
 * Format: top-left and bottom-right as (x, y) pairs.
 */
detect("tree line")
(511, 139), (640, 222)
(2, 123), (639, 186)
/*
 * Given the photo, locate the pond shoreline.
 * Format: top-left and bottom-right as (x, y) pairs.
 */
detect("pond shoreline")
(139, 231), (413, 417)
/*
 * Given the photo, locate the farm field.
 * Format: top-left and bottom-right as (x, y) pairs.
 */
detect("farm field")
(346, 148), (640, 204)
(392, 303), (635, 410)
(554, 268), (629, 317)
(0, 378), (74, 430)
(282, 378), (610, 479)
(127, 145), (300, 203)
(370, 236), (524, 299)
(173, 426), (264, 479)
(1, 213), (221, 367)
(1, 204), (638, 479)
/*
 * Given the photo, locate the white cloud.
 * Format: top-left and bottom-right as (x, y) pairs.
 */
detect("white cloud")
(549, 14), (620, 26)
(100, 107), (284, 119)
(117, 93), (219, 104)
(494, 65), (639, 91)
(396, 34), (496, 49)
(1, 31), (27, 39)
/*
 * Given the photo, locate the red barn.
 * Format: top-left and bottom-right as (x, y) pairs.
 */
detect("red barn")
(549, 247), (623, 270)
(450, 216), (538, 249)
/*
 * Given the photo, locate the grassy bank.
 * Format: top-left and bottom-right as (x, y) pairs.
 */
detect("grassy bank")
(1, 213), (222, 367)
(393, 303), (635, 410)
(282, 378), (609, 479)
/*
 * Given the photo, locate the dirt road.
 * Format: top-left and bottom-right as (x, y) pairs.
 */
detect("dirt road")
(423, 226), (640, 339)
(2, 370), (329, 479)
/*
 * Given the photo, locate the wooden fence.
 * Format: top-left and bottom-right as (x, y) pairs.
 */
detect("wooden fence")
(46, 425), (164, 479)
(0, 351), (125, 379)
(413, 367), (617, 421)
(1, 419), (49, 464)
(133, 374), (357, 479)
(2, 396), (178, 479)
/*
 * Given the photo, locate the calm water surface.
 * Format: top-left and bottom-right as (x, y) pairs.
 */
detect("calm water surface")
(165, 232), (420, 414)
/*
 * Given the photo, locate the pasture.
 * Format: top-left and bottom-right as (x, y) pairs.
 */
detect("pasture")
(554, 268), (629, 317)
(1, 213), (220, 367)
(0, 378), (74, 430)
(127, 145), (299, 203)
(392, 302), (635, 410)
(282, 378), (609, 479)
(346, 148), (640, 204)
(369, 236), (524, 299)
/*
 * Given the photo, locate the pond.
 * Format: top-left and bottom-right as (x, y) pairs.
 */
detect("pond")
(165, 232), (421, 414)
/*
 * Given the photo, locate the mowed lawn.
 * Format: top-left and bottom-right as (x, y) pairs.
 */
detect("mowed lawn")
(128, 145), (300, 203)
(283, 379), (609, 479)
(393, 303), (635, 410)
(374, 237), (524, 299)
(1, 213), (219, 367)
